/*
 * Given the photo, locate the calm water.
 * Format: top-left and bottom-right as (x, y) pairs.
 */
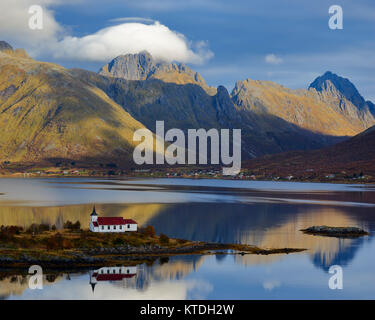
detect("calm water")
(0, 177), (374, 300)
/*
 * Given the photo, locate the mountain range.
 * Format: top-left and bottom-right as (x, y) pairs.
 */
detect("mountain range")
(0, 40), (374, 171)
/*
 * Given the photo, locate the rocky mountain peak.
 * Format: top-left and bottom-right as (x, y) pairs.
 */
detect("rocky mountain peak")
(309, 71), (367, 109)
(98, 51), (216, 95)
(98, 51), (156, 80)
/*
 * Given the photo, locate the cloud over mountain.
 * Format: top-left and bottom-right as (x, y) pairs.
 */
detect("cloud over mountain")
(52, 22), (213, 64)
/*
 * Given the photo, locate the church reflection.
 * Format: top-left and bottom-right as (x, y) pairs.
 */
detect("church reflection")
(89, 266), (137, 293)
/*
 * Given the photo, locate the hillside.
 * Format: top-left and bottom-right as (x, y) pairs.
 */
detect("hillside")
(232, 77), (374, 137)
(0, 43), (153, 167)
(244, 125), (375, 179)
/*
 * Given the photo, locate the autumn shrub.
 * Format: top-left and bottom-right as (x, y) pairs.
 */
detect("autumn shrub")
(39, 224), (51, 232)
(62, 238), (74, 249)
(26, 223), (50, 234)
(177, 238), (188, 245)
(46, 233), (63, 250)
(0, 225), (23, 240)
(141, 225), (156, 238)
(63, 220), (81, 231)
(159, 233), (170, 245)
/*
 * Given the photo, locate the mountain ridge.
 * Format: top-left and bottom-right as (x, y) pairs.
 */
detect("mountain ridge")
(0, 41), (374, 169)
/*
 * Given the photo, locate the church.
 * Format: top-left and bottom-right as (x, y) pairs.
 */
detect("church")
(89, 206), (137, 233)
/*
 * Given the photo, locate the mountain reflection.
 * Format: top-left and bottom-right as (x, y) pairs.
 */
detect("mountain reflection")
(0, 255), (207, 299)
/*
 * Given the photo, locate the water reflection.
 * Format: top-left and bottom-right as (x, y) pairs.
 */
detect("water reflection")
(0, 255), (211, 300)
(0, 202), (372, 269)
(90, 266), (137, 292)
(0, 178), (374, 299)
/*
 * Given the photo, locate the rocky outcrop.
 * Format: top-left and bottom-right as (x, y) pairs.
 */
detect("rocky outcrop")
(98, 51), (155, 80)
(301, 226), (369, 238)
(0, 41), (29, 58)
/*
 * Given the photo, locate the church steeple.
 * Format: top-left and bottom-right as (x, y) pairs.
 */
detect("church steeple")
(90, 282), (96, 293)
(89, 270), (97, 293)
(91, 205), (98, 216)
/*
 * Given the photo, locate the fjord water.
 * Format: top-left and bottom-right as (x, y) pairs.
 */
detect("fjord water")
(0, 178), (374, 299)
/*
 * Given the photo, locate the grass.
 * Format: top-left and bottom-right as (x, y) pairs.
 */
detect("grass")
(0, 226), (306, 268)
(0, 228), (194, 252)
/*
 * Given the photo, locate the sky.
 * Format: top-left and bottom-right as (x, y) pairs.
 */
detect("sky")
(0, 0), (374, 100)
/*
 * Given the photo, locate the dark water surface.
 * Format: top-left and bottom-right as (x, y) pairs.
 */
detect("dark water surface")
(0, 178), (374, 299)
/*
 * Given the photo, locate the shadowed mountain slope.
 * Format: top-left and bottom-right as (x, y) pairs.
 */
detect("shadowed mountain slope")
(72, 68), (345, 159)
(244, 125), (375, 178)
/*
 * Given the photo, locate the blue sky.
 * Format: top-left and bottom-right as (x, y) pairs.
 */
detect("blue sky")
(1, 0), (374, 100)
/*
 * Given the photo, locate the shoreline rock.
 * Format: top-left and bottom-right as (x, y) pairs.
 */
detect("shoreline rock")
(0, 243), (306, 268)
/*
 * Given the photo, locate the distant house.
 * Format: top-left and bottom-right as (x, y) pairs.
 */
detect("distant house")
(89, 206), (137, 232)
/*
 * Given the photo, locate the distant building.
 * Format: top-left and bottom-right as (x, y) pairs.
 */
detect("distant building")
(89, 206), (137, 233)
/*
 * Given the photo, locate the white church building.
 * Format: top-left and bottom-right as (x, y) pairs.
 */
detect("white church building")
(89, 206), (137, 233)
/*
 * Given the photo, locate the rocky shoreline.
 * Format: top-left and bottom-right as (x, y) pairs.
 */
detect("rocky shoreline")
(0, 242), (306, 268)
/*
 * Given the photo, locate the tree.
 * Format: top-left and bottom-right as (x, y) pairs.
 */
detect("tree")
(64, 220), (81, 231)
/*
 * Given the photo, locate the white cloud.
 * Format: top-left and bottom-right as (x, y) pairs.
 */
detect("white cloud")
(50, 22), (213, 64)
(0, 0), (63, 46)
(0, 1), (213, 65)
(265, 54), (283, 65)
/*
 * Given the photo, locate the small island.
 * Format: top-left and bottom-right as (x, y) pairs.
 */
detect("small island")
(301, 226), (369, 238)
(0, 222), (306, 268)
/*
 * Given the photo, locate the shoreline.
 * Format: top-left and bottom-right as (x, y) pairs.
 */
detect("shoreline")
(0, 244), (306, 269)
(0, 229), (306, 268)
(0, 173), (373, 185)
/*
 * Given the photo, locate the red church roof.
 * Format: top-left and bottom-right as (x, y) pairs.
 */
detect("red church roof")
(123, 219), (137, 224)
(97, 217), (137, 226)
(93, 273), (136, 281)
